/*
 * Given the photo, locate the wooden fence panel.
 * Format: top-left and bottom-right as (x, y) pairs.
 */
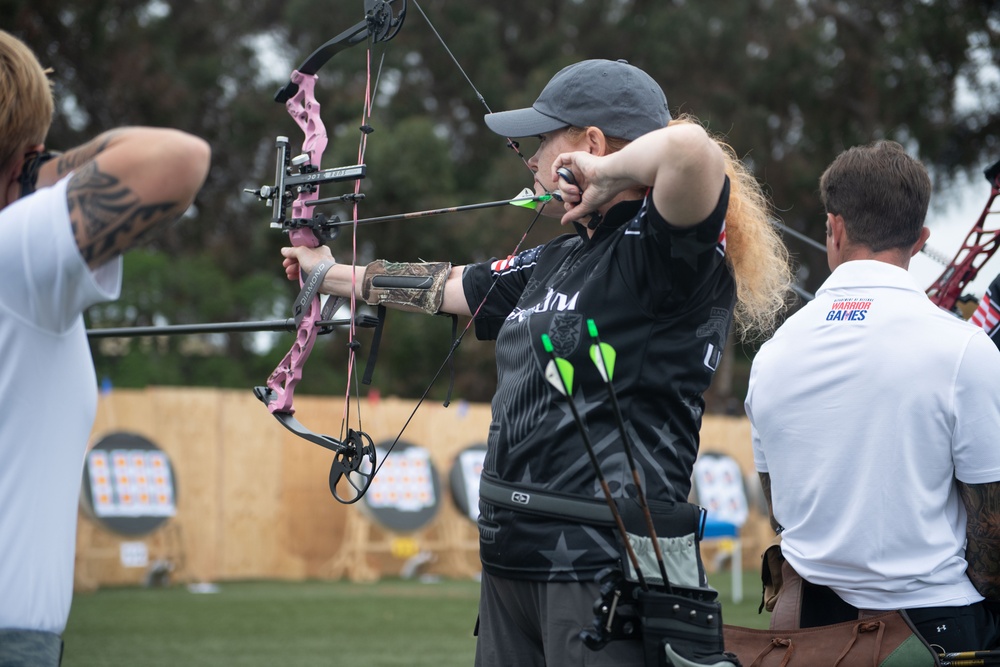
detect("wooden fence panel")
(74, 388), (763, 590)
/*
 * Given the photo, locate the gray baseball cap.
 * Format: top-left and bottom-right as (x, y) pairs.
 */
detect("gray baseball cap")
(484, 59), (670, 141)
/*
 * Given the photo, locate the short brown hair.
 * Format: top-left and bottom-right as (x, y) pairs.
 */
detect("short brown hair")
(819, 141), (930, 252)
(0, 30), (54, 171)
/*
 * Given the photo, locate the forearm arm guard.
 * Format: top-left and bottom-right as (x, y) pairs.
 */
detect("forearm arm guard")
(361, 260), (452, 314)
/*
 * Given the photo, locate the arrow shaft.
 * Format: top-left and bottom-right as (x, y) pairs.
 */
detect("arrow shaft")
(309, 195), (549, 227)
(590, 329), (673, 591)
(541, 339), (648, 591)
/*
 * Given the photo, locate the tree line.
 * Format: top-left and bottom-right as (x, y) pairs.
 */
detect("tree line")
(6, 0), (998, 410)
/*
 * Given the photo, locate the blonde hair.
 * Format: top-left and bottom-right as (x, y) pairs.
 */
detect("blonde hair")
(570, 119), (792, 340)
(674, 117), (792, 340)
(0, 30), (54, 170)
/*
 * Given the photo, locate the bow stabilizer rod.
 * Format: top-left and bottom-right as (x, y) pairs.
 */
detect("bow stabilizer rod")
(87, 315), (378, 338)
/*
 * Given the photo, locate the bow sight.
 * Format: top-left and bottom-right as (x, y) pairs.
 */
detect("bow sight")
(245, 139), (367, 244)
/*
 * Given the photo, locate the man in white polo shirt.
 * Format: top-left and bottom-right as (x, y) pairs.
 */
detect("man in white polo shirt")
(746, 140), (1000, 653)
(0, 30), (210, 666)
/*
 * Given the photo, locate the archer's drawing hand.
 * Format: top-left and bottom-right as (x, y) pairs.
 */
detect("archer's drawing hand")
(551, 152), (630, 226)
(281, 245), (335, 283)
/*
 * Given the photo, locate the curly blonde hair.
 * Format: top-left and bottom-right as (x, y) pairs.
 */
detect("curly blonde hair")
(0, 31), (54, 170)
(710, 133), (793, 340)
(648, 117), (790, 340)
(567, 118), (793, 339)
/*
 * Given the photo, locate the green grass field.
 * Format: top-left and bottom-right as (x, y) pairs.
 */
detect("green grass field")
(63, 572), (768, 666)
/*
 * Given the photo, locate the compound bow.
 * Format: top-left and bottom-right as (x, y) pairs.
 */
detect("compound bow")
(247, 0), (407, 503)
(246, 0), (553, 504)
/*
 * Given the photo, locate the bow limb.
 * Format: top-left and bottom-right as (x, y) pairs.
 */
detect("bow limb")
(926, 158), (1000, 314)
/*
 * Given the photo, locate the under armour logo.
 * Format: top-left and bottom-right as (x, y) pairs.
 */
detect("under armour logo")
(936, 625), (947, 633)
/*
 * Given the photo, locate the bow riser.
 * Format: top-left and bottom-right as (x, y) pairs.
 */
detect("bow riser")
(286, 70), (327, 247)
(250, 1), (408, 504)
(926, 159), (1000, 314)
(262, 314), (323, 414)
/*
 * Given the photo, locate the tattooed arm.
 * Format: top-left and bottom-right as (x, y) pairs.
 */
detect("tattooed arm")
(34, 127), (210, 269)
(758, 472), (784, 535)
(958, 480), (1000, 600)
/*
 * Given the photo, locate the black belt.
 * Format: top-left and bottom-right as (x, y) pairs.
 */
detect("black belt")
(478, 476), (615, 526)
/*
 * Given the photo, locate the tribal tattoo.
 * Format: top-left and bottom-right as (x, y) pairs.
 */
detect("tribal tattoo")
(55, 135), (113, 177)
(66, 161), (182, 267)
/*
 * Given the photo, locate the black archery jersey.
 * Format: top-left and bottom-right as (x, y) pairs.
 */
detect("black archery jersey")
(971, 273), (1000, 350)
(461, 179), (734, 582)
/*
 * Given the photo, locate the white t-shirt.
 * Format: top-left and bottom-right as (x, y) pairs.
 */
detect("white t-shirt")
(0, 177), (122, 634)
(746, 259), (1000, 610)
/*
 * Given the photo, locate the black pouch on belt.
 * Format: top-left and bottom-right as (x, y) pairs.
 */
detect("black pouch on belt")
(637, 586), (739, 666)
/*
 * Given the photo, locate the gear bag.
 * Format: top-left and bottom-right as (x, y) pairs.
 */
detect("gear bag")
(583, 498), (741, 666)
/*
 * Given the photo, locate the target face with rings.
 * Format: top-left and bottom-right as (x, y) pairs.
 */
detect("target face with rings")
(80, 432), (177, 537)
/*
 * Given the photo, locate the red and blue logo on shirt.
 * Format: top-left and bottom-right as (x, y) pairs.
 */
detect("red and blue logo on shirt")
(826, 297), (873, 322)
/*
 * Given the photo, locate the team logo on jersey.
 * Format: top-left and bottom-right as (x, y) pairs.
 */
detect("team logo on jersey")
(507, 288), (581, 323)
(547, 312), (583, 356)
(697, 307), (730, 371)
(826, 297), (873, 322)
(697, 307), (730, 341)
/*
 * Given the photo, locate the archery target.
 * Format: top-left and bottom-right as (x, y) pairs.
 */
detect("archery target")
(80, 431), (177, 537)
(360, 440), (441, 533)
(448, 443), (486, 523)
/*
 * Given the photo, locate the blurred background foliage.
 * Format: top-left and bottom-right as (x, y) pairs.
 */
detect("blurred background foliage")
(4, 0), (998, 412)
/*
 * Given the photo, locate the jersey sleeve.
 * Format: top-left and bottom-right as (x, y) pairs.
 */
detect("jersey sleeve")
(970, 274), (1000, 349)
(461, 243), (547, 340)
(634, 176), (731, 311)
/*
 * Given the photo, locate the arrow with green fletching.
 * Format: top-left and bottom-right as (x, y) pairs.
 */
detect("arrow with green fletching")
(585, 318), (673, 591)
(539, 331), (649, 591)
(541, 334), (575, 396)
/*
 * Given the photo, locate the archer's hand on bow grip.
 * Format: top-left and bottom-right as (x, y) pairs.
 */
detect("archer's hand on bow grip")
(282, 245), (335, 285)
